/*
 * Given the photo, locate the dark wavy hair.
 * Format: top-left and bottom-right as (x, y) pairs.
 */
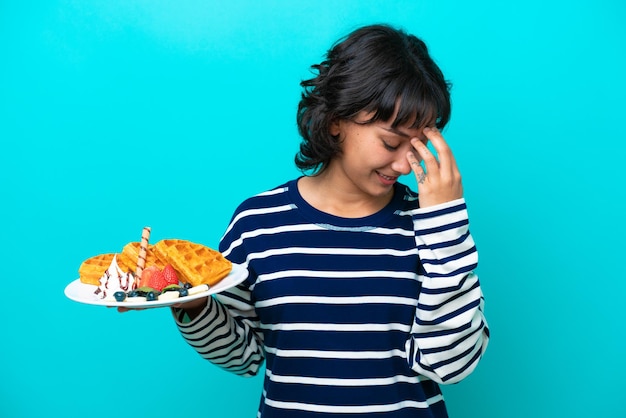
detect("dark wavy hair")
(295, 24), (452, 174)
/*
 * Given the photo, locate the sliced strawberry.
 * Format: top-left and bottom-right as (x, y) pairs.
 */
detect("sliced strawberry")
(139, 265), (169, 291)
(139, 266), (160, 288)
(162, 264), (179, 287)
(147, 269), (168, 291)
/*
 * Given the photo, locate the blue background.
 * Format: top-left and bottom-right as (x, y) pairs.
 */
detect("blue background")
(1, 1), (624, 417)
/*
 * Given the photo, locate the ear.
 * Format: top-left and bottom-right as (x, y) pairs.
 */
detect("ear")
(329, 119), (341, 137)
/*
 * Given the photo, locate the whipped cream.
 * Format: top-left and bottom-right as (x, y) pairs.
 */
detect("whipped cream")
(94, 255), (136, 300)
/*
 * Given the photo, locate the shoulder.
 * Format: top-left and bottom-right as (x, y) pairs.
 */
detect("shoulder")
(219, 179), (298, 254)
(231, 180), (296, 214)
(223, 179), (300, 237)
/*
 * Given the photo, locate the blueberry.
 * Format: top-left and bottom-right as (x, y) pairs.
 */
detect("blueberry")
(179, 288), (188, 297)
(183, 282), (192, 289)
(146, 291), (158, 301)
(113, 291), (126, 302)
(128, 290), (139, 298)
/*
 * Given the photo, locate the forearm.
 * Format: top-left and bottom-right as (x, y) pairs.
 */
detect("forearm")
(406, 198), (489, 383)
(173, 291), (265, 376)
(172, 296), (209, 322)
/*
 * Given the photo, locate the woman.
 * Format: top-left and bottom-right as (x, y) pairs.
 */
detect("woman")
(173, 24), (489, 417)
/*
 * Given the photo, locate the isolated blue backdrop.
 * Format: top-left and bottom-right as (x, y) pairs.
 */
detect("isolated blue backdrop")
(1, 1), (624, 417)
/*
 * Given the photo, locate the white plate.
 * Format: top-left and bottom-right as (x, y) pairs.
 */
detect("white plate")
(64, 263), (248, 308)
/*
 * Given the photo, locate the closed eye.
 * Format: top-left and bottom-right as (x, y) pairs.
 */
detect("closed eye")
(382, 140), (399, 151)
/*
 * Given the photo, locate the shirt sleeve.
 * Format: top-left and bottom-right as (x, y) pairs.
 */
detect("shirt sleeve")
(405, 198), (489, 384)
(172, 282), (265, 377)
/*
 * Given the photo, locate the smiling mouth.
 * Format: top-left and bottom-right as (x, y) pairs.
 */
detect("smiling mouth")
(376, 171), (397, 182)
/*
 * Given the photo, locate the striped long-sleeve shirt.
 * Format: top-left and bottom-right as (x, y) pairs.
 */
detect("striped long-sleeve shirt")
(175, 179), (489, 417)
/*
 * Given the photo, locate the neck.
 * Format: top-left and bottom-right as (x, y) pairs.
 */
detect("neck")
(297, 171), (394, 218)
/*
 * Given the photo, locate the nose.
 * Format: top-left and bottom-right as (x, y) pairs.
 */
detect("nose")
(391, 151), (412, 176)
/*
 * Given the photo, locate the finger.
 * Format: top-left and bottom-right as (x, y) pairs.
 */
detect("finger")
(411, 137), (440, 178)
(423, 127), (457, 173)
(116, 306), (145, 312)
(406, 151), (427, 184)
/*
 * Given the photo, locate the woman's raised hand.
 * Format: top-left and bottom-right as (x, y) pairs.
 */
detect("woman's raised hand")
(406, 127), (463, 208)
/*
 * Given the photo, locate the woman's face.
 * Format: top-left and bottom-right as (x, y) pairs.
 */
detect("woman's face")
(327, 111), (429, 201)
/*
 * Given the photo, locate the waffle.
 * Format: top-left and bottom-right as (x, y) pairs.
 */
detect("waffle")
(154, 239), (232, 287)
(79, 253), (116, 286)
(118, 241), (167, 273)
